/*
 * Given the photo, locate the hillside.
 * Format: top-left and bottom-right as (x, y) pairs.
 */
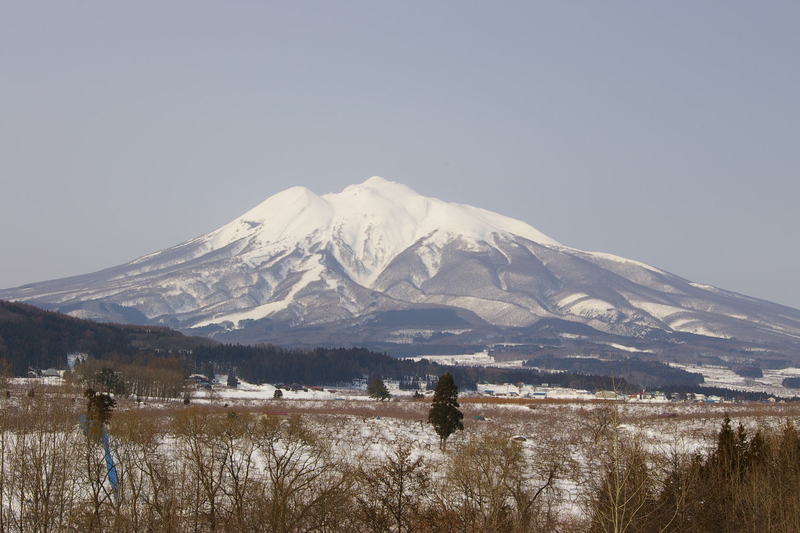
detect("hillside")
(0, 300), (215, 374)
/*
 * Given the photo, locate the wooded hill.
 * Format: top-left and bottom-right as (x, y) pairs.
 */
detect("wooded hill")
(0, 300), (634, 391)
(0, 300), (783, 400)
(524, 354), (705, 388)
(0, 300), (213, 374)
(191, 344), (636, 392)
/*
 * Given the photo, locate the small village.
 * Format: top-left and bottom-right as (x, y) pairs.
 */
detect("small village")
(23, 361), (783, 406)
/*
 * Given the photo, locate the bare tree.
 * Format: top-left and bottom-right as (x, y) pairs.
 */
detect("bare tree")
(441, 432), (561, 532)
(354, 440), (429, 532)
(254, 414), (354, 533)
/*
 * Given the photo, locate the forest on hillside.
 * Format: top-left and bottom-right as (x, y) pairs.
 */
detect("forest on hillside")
(524, 354), (705, 388)
(0, 300), (211, 374)
(0, 300), (783, 401)
(190, 344), (635, 392)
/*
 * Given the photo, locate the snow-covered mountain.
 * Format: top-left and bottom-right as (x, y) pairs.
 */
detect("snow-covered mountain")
(3, 176), (800, 351)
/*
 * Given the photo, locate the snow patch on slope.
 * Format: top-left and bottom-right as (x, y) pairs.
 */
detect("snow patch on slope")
(558, 293), (590, 308)
(668, 318), (731, 339)
(567, 298), (615, 318)
(606, 343), (653, 353)
(578, 251), (665, 274)
(689, 282), (718, 291)
(628, 300), (684, 322)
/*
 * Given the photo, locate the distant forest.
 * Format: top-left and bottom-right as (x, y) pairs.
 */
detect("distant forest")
(0, 300), (210, 374)
(0, 299), (790, 400)
(190, 344), (635, 392)
(0, 300), (632, 391)
(524, 354), (705, 388)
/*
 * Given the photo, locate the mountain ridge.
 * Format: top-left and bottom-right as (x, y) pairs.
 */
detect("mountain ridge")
(3, 176), (800, 355)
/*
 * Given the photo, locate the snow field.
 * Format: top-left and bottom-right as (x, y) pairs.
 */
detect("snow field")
(5, 379), (800, 529)
(670, 362), (800, 398)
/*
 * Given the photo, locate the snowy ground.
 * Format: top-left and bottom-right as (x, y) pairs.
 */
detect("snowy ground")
(195, 380), (353, 401)
(409, 352), (800, 399)
(192, 376), (431, 404)
(11, 375), (800, 526)
(670, 363), (800, 398)
(409, 350), (528, 368)
(189, 390), (800, 523)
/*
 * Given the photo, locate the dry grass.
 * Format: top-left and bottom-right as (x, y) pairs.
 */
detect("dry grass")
(460, 396), (607, 406)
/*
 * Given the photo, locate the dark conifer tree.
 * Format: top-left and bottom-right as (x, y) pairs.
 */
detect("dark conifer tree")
(368, 376), (391, 400)
(95, 367), (126, 395)
(227, 368), (239, 388)
(84, 387), (116, 441)
(427, 373), (463, 449)
(201, 361), (216, 382)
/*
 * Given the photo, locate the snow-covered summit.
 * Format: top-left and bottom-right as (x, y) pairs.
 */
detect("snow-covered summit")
(202, 176), (561, 286)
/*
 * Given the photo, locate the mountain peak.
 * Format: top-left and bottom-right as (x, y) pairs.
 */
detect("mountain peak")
(342, 175), (417, 197)
(202, 176), (560, 286)
(3, 175), (800, 350)
(363, 175), (392, 186)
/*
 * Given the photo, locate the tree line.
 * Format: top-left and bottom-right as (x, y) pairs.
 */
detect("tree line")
(69, 354), (189, 400)
(524, 354), (705, 388)
(2, 300), (777, 400)
(587, 414), (800, 532)
(0, 392), (560, 532)
(2, 387), (800, 531)
(190, 343), (634, 392)
(0, 300), (210, 375)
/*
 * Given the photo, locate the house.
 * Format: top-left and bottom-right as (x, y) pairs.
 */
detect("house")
(67, 352), (88, 369)
(595, 390), (618, 400)
(189, 374), (212, 388)
(383, 379), (400, 390)
(27, 368), (61, 378)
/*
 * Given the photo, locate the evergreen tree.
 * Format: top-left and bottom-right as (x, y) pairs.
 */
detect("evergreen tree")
(0, 357), (11, 389)
(273, 388), (283, 399)
(427, 373), (463, 449)
(368, 376), (391, 401)
(227, 369), (239, 388)
(201, 361), (216, 382)
(84, 387), (116, 441)
(95, 367), (127, 395)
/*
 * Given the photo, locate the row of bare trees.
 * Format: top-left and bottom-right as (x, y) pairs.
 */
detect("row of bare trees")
(582, 407), (800, 533)
(67, 355), (188, 400)
(113, 408), (566, 533)
(1, 393), (799, 532)
(0, 396), (567, 532)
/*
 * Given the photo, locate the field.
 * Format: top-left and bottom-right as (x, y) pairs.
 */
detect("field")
(3, 377), (800, 532)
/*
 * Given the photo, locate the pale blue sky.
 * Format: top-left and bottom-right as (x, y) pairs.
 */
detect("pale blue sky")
(1, 1), (799, 307)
